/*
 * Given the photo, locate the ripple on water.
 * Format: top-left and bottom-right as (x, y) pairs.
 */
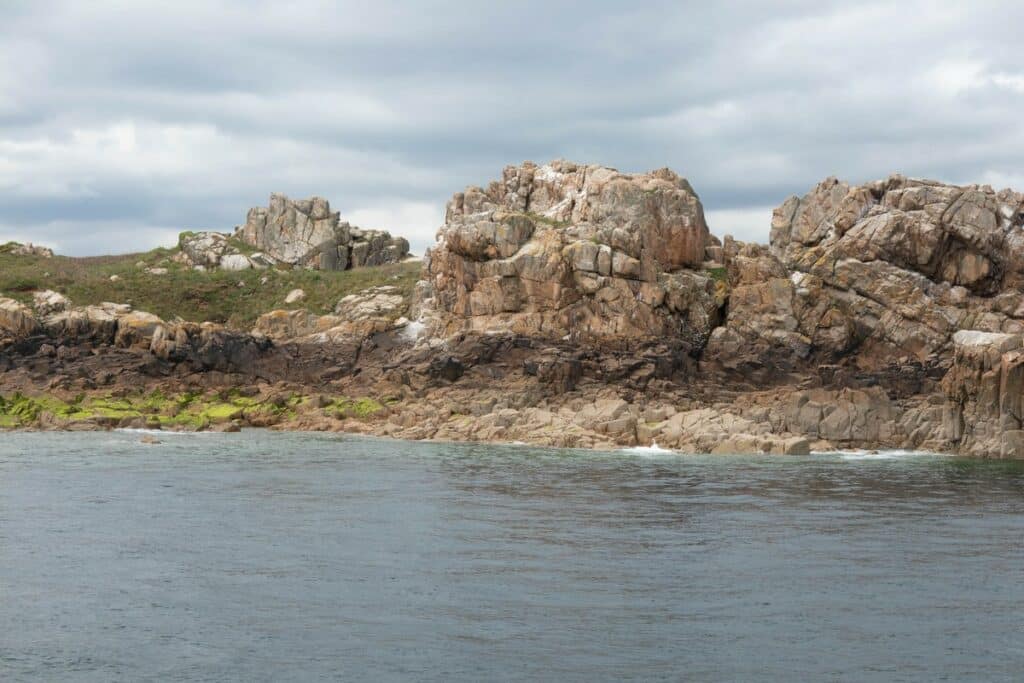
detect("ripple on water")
(0, 431), (1021, 682)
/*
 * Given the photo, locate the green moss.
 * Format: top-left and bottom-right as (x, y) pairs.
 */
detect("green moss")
(0, 390), (345, 430)
(200, 403), (244, 422)
(326, 396), (385, 420)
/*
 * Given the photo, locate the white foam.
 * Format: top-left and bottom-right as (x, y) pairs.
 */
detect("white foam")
(114, 428), (204, 437)
(835, 449), (950, 460)
(622, 441), (676, 456)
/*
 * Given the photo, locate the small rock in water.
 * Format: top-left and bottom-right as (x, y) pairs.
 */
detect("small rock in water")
(140, 435), (161, 445)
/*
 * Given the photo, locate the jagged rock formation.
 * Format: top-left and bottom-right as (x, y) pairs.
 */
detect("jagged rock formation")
(174, 194), (411, 271)
(7, 163), (1024, 457)
(706, 176), (1024, 382)
(237, 194), (410, 270)
(417, 160), (720, 344)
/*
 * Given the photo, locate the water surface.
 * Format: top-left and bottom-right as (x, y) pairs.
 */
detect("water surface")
(2, 431), (1023, 681)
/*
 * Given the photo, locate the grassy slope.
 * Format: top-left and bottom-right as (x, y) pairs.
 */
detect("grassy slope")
(0, 244), (422, 329)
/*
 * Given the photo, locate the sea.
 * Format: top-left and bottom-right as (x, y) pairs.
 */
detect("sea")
(1, 431), (1022, 681)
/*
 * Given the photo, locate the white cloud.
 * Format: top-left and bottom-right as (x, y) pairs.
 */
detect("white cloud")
(0, 220), (181, 256)
(346, 200), (444, 256)
(704, 207), (774, 244)
(1, 1), (1024, 255)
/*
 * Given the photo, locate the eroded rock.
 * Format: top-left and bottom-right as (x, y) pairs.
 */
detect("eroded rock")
(418, 159), (719, 343)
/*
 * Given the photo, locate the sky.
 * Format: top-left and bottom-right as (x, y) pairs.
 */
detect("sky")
(2, 1), (1024, 256)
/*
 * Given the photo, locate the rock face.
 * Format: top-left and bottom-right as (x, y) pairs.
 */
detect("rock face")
(0, 298), (39, 338)
(706, 176), (1024, 379)
(237, 194), (410, 270)
(417, 160), (719, 343)
(943, 330), (1024, 457)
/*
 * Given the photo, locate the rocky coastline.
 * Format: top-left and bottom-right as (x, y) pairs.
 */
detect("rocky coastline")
(3, 160), (1024, 457)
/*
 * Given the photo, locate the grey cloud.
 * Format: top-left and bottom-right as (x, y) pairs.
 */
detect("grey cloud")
(1, 0), (1023, 255)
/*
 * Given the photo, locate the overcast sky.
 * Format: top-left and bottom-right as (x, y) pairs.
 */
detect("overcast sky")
(2, 1), (1023, 256)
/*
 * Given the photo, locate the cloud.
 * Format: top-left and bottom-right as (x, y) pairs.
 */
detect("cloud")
(704, 207), (776, 244)
(1, 0), (1023, 254)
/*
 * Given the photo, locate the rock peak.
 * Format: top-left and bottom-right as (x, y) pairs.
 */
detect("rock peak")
(418, 159), (718, 342)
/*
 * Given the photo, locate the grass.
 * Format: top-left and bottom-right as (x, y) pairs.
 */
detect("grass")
(705, 266), (728, 282)
(0, 245), (422, 329)
(523, 212), (571, 229)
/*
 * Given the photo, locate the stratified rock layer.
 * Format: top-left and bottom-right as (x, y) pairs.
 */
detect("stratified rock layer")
(418, 160), (718, 344)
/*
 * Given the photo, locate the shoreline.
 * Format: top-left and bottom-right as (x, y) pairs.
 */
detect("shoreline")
(0, 420), (961, 459)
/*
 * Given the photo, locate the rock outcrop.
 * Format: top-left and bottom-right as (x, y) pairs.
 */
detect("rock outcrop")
(0, 297), (39, 338)
(174, 231), (277, 271)
(1, 241), (54, 258)
(254, 285), (409, 343)
(417, 160), (720, 344)
(237, 194), (410, 270)
(706, 176), (1024, 382)
(8, 163), (1024, 457)
(943, 330), (1024, 458)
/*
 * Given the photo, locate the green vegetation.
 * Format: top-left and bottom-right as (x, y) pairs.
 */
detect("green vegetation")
(0, 389), (390, 430)
(0, 246), (421, 329)
(705, 266), (728, 282)
(523, 211), (571, 229)
(325, 397), (385, 420)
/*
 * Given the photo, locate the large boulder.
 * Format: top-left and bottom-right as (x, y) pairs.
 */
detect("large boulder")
(416, 160), (719, 343)
(0, 297), (39, 338)
(237, 194), (409, 270)
(32, 290), (71, 316)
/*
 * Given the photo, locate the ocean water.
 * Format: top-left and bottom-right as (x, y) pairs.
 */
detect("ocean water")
(1, 431), (1023, 682)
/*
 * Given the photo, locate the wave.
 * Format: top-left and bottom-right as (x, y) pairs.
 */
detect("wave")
(114, 428), (204, 437)
(621, 441), (676, 456)
(835, 449), (951, 460)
